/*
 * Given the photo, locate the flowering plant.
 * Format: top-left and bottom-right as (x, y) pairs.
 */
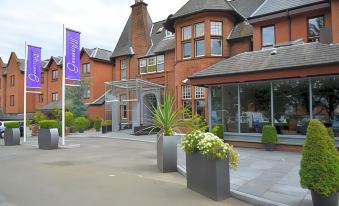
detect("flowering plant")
(181, 131), (239, 169)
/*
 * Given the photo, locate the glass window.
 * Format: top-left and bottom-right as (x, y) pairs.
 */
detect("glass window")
(165, 30), (174, 38)
(183, 100), (192, 119)
(52, 70), (58, 80)
(308, 16), (324, 42)
(10, 95), (14, 106)
(121, 60), (126, 80)
(121, 95), (128, 119)
(211, 21), (222, 36)
(211, 86), (222, 125)
(83, 89), (90, 99)
(273, 79), (309, 135)
(312, 76), (339, 137)
(196, 100), (205, 117)
(83, 63), (90, 74)
(195, 39), (205, 57)
(39, 94), (43, 103)
(211, 39), (222, 56)
(157, 55), (164, 72)
(139, 59), (147, 74)
(240, 82), (271, 133)
(223, 85), (239, 133)
(182, 26), (192, 40)
(182, 85), (192, 99)
(147, 57), (156, 73)
(10, 75), (15, 86)
(195, 86), (205, 99)
(195, 23), (204, 37)
(183, 42), (192, 59)
(262, 25), (275, 48)
(52, 93), (58, 102)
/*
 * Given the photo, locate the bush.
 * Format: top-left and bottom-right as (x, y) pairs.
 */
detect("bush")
(74, 117), (90, 131)
(212, 124), (224, 139)
(102, 120), (112, 126)
(65, 112), (74, 127)
(181, 131), (239, 169)
(261, 125), (278, 144)
(299, 120), (339, 196)
(185, 115), (208, 133)
(93, 117), (102, 131)
(33, 112), (48, 123)
(327, 127), (335, 139)
(5, 122), (20, 128)
(39, 120), (58, 129)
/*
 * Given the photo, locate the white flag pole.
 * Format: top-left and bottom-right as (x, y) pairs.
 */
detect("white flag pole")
(62, 24), (66, 146)
(23, 42), (28, 143)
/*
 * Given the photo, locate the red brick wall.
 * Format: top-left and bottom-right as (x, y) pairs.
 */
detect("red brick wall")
(46, 60), (62, 105)
(87, 105), (105, 120)
(230, 39), (252, 56)
(332, 0), (339, 43)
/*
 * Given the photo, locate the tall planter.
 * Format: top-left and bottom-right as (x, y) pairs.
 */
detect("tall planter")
(157, 135), (178, 173)
(4, 128), (20, 146)
(186, 152), (230, 201)
(38, 128), (59, 150)
(311, 191), (338, 206)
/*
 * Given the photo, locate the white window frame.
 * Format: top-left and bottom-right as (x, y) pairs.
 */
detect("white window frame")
(195, 23), (204, 37)
(83, 63), (90, 74)
(156, 55), (164, 72)
(210, 21), (222, 36)
(139, 59), (147, 74)
(195, 86), (205, 99)
(121, 60), (127, 80)
(182, 85), (192, 99)
(147, 56), (156, 73)
(182, 26), (192, 40)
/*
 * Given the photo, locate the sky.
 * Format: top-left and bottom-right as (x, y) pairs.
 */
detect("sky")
(0, 0), (188, 62)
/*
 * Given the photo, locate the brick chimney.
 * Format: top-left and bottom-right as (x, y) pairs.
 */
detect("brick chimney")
(331, 0), (339, 43)
(130, 0), (152, 56)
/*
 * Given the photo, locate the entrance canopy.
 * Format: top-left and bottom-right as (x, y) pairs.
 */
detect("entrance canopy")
(104, 79), (165, 133)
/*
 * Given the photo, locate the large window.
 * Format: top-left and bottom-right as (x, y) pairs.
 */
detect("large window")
(210, 21), (222, 36)
(121, 95), (127, 119)
(183, 42), (192, 59)
(121, 60), (126, 80)
(211, 86), (222, 125)
(52, 93), (58, 102)
(52, 70), (58, 80)
(262, 25), (275, 49)
(182, 26), (192, 40)
(83, 63), (90, 74)
(308, 16), (324, 42)
(195, 39), (205, 57)
(195, 23), (204, 37)
(223, 85), (239, 132)
(273, 79), (309, 135)
(312, 76), (339, 137)
(211, 39), (222, 56)
(139, 55), (165, 74)
(240, 82), (271, 133)
(10, 95), (14, 106)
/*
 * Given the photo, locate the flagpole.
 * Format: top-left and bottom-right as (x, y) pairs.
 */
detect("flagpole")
(62, 24), (66, 146)
(23, 42), (28, 143)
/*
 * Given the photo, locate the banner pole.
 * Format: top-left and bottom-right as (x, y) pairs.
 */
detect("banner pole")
(24, 42), (27, 143)
(62, 24), (66, 146)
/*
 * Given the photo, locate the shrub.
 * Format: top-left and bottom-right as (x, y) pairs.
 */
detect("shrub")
(93, 117), (102, 131)
(39, 120), (58, 129)
(5, 122), (20, 128)
(181, 131), (239, 169)
(212, 124), (224, 139)
(102, 120), (112, 126)
(57, 121), (62, 136)
(74, 117), (90, 131)
(261, 125), (278, 144)
(33, 112), (48, 123)
(65, 112), (74, 127)
(185, 115), (208, 133)
(327, 127), (335, 139)
(299, 120), (339, 196)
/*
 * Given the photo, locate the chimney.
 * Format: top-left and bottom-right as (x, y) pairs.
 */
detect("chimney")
(130, 0), (152, 56)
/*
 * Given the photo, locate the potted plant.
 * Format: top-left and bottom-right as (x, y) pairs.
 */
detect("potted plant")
(261, 125), (278, 151)
(300, 120), (339, 206)
(149, 93), (184, 173)
(94, 117), (102, 132)
(102, 120), (112, 134)
(74, 117), (89, 133)
(4, 122), (20, 146)
(38, 120), (59, 150)
(212, 124), (224, 139)
(65, 111), (74, 133)
(181, 131), (239, 201)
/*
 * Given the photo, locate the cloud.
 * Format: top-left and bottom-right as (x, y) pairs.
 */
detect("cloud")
(0, 0), (187, 62)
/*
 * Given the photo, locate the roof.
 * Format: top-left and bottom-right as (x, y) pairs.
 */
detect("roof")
(90, 93), (106, 105)
(190, 42), (339, 79)
(44, 56), (63, 69)
(228, 21), (252, 40)
(111, 12), (153, 58)
(83, 48), (112, 62)
(172, 0), (235, 19)
(146, 21), (167, 56)
(152, 37), (175, 54)
(250, 0), (327, 18)
(229, 0), (265, 18)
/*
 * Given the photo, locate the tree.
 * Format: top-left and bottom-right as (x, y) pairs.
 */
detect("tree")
(65, 79), (89, 117)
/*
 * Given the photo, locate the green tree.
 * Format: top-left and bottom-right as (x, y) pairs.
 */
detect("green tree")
(65, 79), (89, 117)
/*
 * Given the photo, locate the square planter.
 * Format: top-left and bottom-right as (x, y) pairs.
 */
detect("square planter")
(186, 152), (230, 201)
(38, 128), (59, 150)
(264, 144), (276, 151)
(311, 191), (338, 206)
(102, 125), (112, 134)
(4, 128), (20, 146)
(157, 135), (178, 173)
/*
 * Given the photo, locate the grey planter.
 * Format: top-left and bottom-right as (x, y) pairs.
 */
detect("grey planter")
(38, 128), (59, 150)
(4, 128), (20, 146)
(186, 152), (230, 201)
(157, 135), (178, 173)
(311, 191), (338, 206)
(265, 144), (276, 151)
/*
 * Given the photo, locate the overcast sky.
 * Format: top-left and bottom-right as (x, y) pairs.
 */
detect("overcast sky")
(0, 0), (187, 62)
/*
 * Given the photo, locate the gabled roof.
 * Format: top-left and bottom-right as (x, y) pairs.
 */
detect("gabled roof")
(82, 47), (112, 62)
(4, 52), (25, 75)
(190, 42), (339, 79)
(152, 37), (175, 54)
(146, 20), (167, 56)
(44, 56), (63, 69)
(250, 0), (327, 18)
(229, 0), (265, 18)
(172, 0), (236, 20)
(228, 21), (252, 40)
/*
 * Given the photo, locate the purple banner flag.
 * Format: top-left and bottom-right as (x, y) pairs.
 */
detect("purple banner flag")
(65, 28), (81, 80)
(26, 46), (41, 88)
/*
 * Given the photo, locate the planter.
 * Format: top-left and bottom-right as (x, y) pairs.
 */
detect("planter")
(4, 128), (20, 146)
(157, 135), (178, 173)
(264, 144), (276, 151)
(38, 128), (59, 150)
(311, 190), (338, 206)
(102, 125), (112, 134)
(79, 129), (84, 133)
(95, 128), (100, 132)
(186, 152), (230, 201)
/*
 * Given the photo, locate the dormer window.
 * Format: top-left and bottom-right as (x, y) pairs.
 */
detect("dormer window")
(165, 30), (174, 38)
(262, 25), (275, 49)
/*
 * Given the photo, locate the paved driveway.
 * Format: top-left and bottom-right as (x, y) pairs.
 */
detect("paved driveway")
(0, 137), (251, 206)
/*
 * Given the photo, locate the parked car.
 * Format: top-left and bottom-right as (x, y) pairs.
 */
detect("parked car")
(0, 121), (5, 138)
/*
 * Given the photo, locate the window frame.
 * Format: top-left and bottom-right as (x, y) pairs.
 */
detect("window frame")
(261, 25), (276, 49)
(195, 39), (205, 57)
(147, 56), (157, 73)
(307, 15), (325, 42)
(195, 22), (205, 38)
(182, 25), (192, 41)
(182, 85), (192, 99)
(139, 58), (147, 74)
(82, 63), (91, 74)
(156, 55), (165, 72)
(120, 60), (127, 80)
(52, 92), (58, 102)
(210, 21), (223, 36)
(182, 42), (192, 59)
(120, 95), (128, 119)
(211, 38), (223, 56)
(195, 86), (205, 99)
(10, 95), (14, 106)
(52, 69), (58, 80)
(10, 75), (15, 87)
